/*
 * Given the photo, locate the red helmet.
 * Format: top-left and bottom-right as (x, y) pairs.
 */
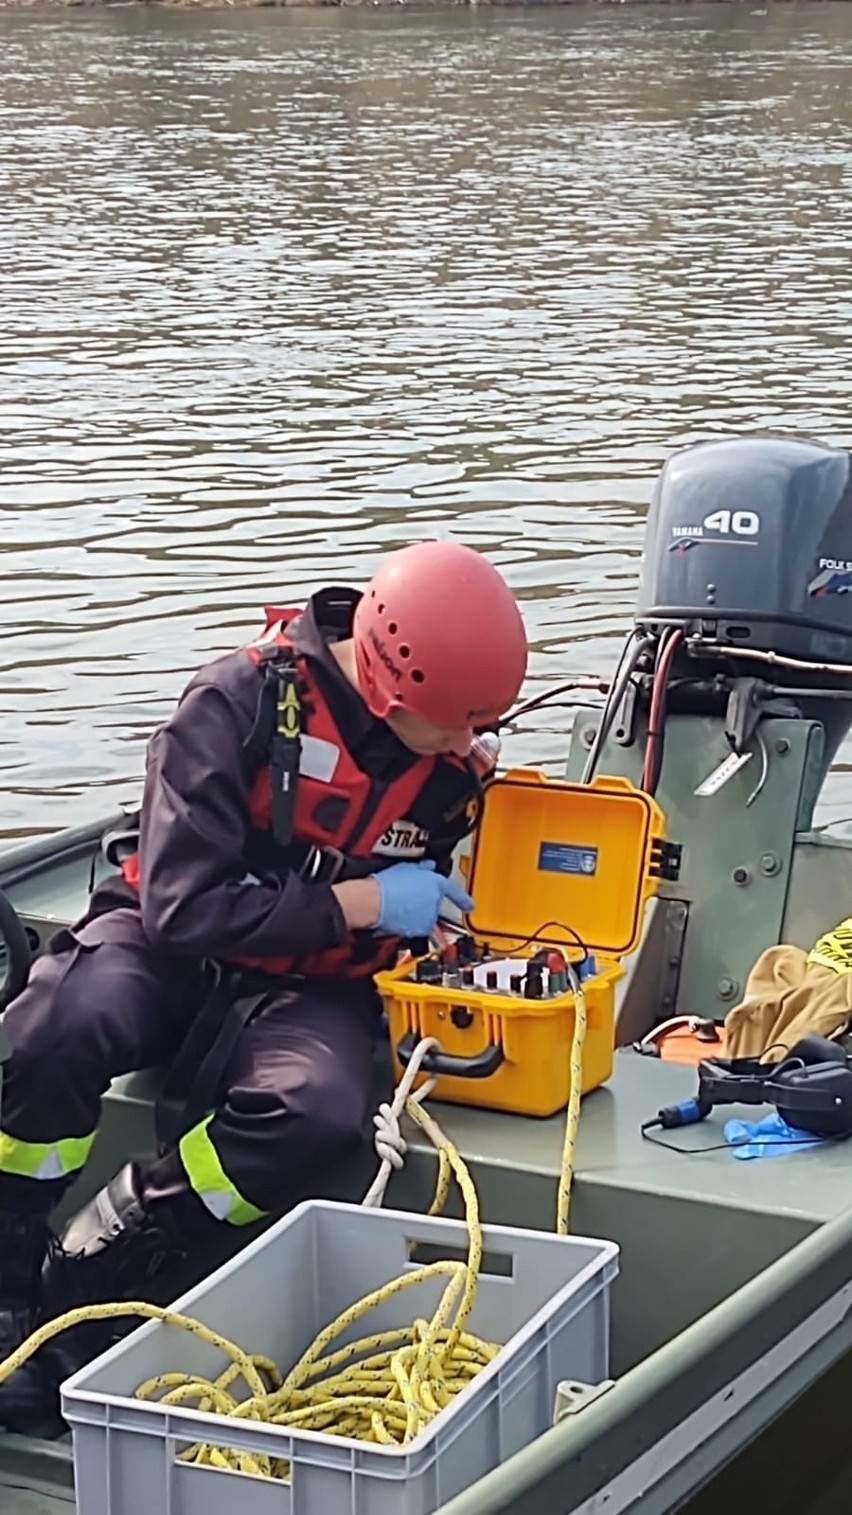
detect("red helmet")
(353, 541), (527, 729)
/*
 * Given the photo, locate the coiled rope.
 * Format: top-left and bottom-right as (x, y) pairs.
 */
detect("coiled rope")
(0, 980), (587, 1478)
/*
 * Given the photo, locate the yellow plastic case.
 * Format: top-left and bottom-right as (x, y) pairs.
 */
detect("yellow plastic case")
(375, 769), (670, 1118)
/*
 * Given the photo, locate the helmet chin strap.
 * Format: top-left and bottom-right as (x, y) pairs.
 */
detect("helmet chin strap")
(331, 638), (409, 731)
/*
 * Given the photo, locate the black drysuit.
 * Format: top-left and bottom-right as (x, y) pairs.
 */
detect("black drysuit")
(0, 589), (478, 1227)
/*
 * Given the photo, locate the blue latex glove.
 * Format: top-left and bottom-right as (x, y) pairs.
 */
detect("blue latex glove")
(723, 1111), (826, 1160)
(371, 860), (474, 938)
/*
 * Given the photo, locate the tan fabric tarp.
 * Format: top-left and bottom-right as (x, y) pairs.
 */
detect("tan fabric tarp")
(724, 941), (852, 1061)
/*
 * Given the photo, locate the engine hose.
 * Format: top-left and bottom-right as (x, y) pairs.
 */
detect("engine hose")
(0, 888), (31, 1012)
(0, 988), (588, 1476)
(640, 628), (683, 794)
(581, 634), (655, 784)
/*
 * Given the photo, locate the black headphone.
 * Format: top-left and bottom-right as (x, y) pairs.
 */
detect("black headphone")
(645, 1036), (852, 1138)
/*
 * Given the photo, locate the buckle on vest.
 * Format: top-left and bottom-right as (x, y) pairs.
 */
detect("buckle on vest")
(299, 844), (347, 886)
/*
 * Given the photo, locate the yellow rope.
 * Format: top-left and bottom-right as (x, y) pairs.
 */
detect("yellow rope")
(558, 976), (586, 1235)
(0, 983), (588, 1479)
(0, 1097), (496, 1474)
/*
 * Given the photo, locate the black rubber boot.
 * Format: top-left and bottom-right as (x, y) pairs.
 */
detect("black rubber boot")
(38, 1161), (188, 1389)
(38, 1156), (226, 1391)
(0, 1209), (64, 1437)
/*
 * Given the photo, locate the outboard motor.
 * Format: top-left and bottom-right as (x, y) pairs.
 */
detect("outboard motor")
(570, 436), (852, 1032)
(633, 437), (852, 788)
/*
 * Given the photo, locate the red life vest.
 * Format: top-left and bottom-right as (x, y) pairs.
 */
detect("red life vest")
(123, 608), (474, 980)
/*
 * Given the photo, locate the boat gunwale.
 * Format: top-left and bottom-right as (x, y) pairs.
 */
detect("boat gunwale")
(434, 1198), (852, 1513)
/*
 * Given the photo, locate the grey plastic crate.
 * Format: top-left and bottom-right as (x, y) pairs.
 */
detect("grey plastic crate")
(63, 1201), (618, 1515)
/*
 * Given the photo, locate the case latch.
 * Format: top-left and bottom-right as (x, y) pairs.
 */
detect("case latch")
(649, 838), (683, 882)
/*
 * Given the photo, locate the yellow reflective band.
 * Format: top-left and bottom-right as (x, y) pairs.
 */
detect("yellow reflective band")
(808, 917), (852, 975)
(179, 1118), (266, 1227)
(277, 680), (300, 739)
(0, 1130), (95, 1182)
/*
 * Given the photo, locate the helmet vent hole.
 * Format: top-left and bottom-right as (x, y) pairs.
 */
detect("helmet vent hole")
(388, 621), (398, 635)
(411, 669), (425, 684)
(399, 644), (410, 659)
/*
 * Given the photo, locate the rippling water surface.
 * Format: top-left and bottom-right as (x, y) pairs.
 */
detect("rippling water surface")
(3, 1), (852, 840)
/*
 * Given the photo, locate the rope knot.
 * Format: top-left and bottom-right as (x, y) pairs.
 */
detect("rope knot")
(372, 1103), (407, 1171)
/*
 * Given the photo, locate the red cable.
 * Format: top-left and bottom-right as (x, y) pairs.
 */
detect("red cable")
(641, 629), (683, 791)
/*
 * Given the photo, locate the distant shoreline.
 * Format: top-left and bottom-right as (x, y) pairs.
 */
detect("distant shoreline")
(0, 0), (834, 10)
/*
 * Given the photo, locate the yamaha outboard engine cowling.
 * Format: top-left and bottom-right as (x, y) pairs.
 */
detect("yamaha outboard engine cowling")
(637, 437), (852, 661)
(635, 437), (852, 771)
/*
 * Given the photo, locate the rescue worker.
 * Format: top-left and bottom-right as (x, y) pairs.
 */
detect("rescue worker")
(0, 540), (527, 1431)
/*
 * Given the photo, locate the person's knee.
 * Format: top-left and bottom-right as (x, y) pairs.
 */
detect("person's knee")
(3, 928), (141, 1089)
(205, 1073), (369, 1221)
(227, 1050), (370, 1173)
(2, 949), (84, 1068)
(292, 1062), (369, 1159)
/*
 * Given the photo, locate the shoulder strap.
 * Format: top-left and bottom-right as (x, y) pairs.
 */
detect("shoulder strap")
(242, 644), (303, 849)
(270, 657), (302, 849)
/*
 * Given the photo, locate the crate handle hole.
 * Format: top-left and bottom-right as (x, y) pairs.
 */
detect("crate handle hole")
(407, 1240), (514, 1278)
(174, 1438), (292, 1483)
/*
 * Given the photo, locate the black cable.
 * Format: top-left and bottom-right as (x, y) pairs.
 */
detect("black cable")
(756, 1042), (795, 1063)
(503, 681), (608, 727)
(641, 1126), (839, 1155)
(510, 698), (608, 727)
(496, 920), (590, 962)
(436, 916), (589, 962)
(582, 633), (656, 784)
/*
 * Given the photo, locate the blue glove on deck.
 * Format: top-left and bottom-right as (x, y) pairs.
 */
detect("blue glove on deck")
(371, 860), (474, 938)
(723, 1111), (827, 1160)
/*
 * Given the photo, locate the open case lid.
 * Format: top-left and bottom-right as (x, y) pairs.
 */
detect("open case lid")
(462, 769), (674, 960)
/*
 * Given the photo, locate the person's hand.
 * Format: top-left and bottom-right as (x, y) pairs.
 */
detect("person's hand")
(369, 860), (473, 937)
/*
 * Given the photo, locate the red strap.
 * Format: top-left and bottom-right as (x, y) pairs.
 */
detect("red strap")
(261, 606), (300, 636)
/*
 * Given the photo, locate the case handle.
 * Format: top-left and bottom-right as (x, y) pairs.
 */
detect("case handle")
(396, 1032), (503, 1080)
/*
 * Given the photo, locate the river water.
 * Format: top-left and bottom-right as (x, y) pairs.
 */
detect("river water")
(3, 0), (852, 842)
